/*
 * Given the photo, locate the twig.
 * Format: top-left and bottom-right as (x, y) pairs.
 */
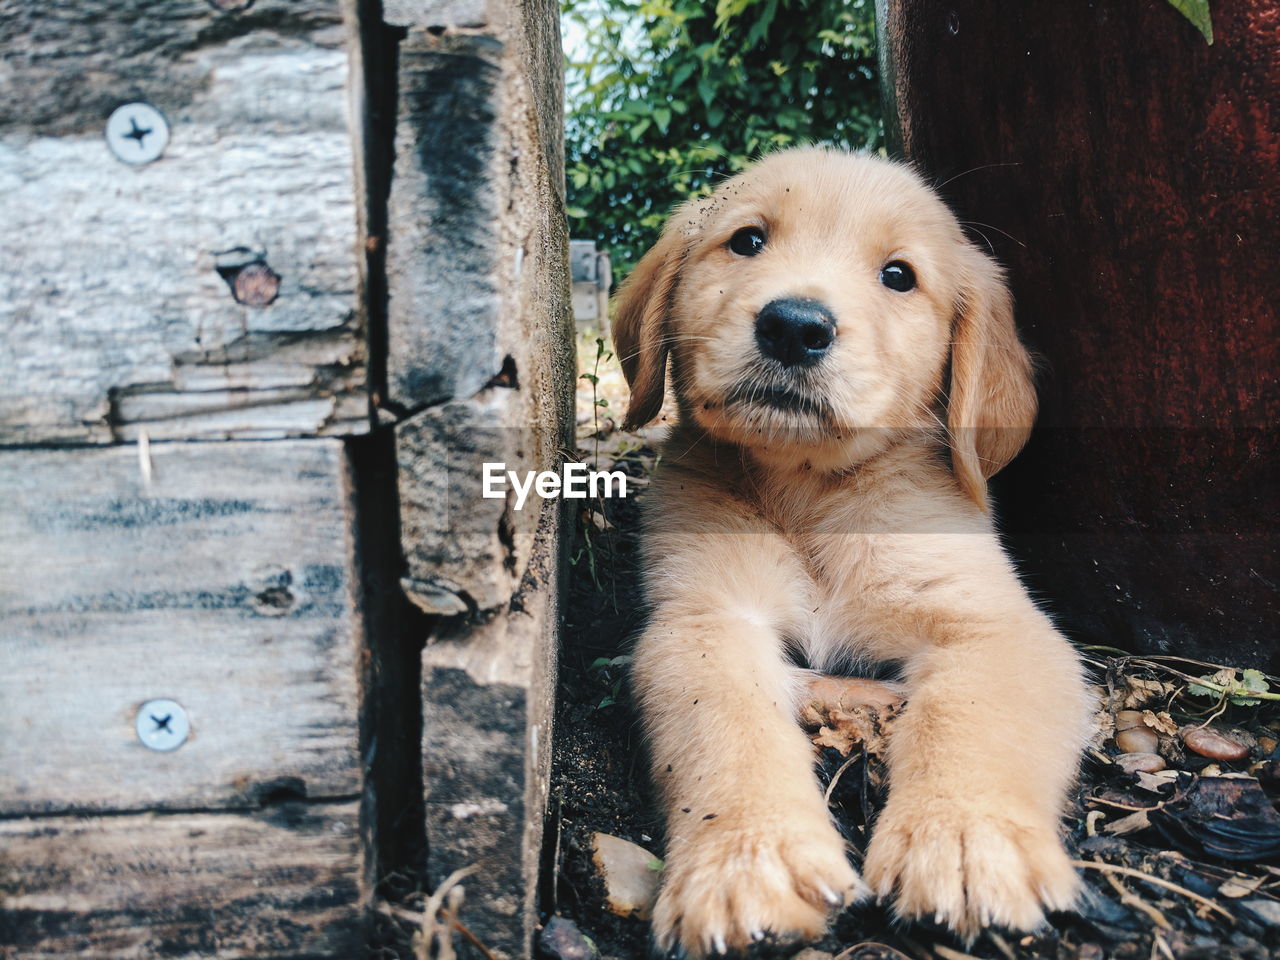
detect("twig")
(1072, 860), (1234, 922)
(378, 901), (427, 925)
(824, 753), (860, 804)
(985, 931), (1016, 960)
(1086, 795), (1166, 813)
(452, 916), (499, 960)
(1192, 695), (1230, 730)
(421, 865), (478, 960)
(1095, 860), (1171, 929)
(834, 941), (916, 960)
(1129, 659), (1280, 702)
(933, 945), (982, 960)
(377, 897), (498, 960)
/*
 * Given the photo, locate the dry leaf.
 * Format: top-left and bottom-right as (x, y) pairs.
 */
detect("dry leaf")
(1122, 676), (1176, 709)
(800, 675), (904, 759)
(1133, 770), (1179, 793)
(1105, 810), (1153, 836)
(814, 724), (858, 756)
(1090, 710), (1116, 749)
(1143, 710), (1179, 736)
(1218, 875), (1264, 898)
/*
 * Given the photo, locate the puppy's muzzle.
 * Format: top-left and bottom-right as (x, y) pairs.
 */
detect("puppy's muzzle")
(755, 297), (836, 368)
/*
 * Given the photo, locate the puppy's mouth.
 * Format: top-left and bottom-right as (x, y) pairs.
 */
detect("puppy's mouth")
(725, 383), (824, 418)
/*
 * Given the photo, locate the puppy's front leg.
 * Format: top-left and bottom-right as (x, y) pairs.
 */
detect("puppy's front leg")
(634, 589), (864, 955)
(859, 538), (1092, 938)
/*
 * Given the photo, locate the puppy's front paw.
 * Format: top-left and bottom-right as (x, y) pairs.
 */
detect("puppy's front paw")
(652, 809), (866, 957)
(863, 796), (1079, 939)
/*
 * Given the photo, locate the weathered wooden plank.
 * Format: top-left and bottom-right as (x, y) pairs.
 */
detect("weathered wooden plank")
(0, 440), (363, 815)
(421, 518), (560, 960)
(389, 0), (573, 615)
(0, 800), (366, 959)
(383, 4), (572, 957)
(0, 0), (368, 445)
(396, 386), (536, 615)
(385, 29), (507, 411)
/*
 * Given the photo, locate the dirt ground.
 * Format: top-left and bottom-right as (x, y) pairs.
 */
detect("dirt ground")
(540, 334), (1280, 960)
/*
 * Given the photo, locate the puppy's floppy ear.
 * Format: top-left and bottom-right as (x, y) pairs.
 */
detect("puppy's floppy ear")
(946, 246), (1038, 511)
(612, 217), (689, 430)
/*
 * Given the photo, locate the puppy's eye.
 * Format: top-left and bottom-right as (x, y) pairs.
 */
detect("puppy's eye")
(728, 226), (766, 257)
(880, 261), (916, 292)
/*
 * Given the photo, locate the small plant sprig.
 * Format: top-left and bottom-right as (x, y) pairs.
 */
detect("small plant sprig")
(569, 336), (615, 596)
(1186, 667), (1276, 706)
(588, 654), (632, 710)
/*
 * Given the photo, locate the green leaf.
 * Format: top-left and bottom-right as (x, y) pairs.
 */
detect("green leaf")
(1186, 679), (1215, 699)
(697, 74), (716, 108)
(1165, 0), (1213, 44)
(565, 205), (589, 219)
(1187, 667), (1271, 705)
(646, 857), (666, 872)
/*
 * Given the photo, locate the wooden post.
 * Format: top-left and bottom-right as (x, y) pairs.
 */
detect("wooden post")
(879, 0), (1280, 668)
(384, 1), (573, 955)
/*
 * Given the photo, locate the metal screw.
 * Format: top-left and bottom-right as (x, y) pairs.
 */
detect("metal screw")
(232, 262), (281, 306)
(106, 103), (170, 165)
(135, 699), (190, 752)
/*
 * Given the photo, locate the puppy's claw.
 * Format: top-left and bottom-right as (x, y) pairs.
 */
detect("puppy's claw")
(819, 883), (842, 907)
(750, 928), (767, 943)
(711, 933), (727, 956)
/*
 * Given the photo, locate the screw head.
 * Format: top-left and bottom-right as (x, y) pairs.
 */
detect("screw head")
(135, 699), (190, 752)
(232, 262), (281, 306)
(106, 103), (170, 165)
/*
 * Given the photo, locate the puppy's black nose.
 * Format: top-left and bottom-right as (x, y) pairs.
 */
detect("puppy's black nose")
(754, 298), (836, 367)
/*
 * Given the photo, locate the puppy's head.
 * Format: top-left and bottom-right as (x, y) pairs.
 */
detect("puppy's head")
(613, 147), (1036, 508)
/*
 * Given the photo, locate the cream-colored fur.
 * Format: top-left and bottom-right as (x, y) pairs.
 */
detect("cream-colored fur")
(612, 148), (1092, 957)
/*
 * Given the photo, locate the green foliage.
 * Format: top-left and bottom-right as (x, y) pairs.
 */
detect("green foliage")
(588, 655), (632, 709)
(564, 0), (882, 274)
(1187, 668), (1271, 706)
(1165, 0), (1213, 45)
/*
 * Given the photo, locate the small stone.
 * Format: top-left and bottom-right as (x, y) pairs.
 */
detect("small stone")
(1115, 726), (1159, 754)
(1115, 709), (1144, 731)
(790, 950), (835, 960)
(1239, 898), (1280, 927)
(538, 916), (600, 960)
(591, 832), (663, 920)
(1182, 725), (1252, 762)
(1115, 752), (1166, 774)
(1258, 735), (1277, 755)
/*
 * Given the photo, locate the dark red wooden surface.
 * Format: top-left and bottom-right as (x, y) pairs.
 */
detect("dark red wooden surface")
(881, 1), (1279, 667)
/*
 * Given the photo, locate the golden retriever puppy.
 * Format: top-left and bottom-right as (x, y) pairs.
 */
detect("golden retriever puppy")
(612, 147), (1092, 957)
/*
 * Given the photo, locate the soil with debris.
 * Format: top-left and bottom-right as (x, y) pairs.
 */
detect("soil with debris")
(539, 337), (1280, 960)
